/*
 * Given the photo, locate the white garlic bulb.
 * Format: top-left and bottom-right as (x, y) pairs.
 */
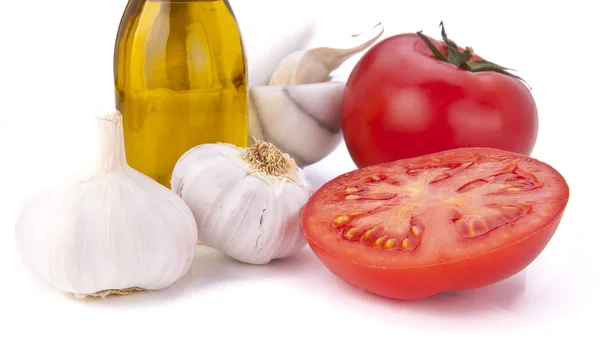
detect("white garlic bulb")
(171, 140), (312, 265)
(14, 110), (198, 298)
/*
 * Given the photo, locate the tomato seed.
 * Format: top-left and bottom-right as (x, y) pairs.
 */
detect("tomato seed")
(332, 215), (350, 226)
(374, 236), (386, 247)
(401, 238), (411, 249)
(360, 228), (375, 241)
(384, 238), (397, 249)
(343, 228), (358, 240)
(345, 187), (360, 194)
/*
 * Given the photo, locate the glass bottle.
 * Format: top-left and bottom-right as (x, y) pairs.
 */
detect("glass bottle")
(114, 0), (248, 188)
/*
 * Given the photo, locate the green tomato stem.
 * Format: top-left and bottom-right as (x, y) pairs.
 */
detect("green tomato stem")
(417, 22), (531, 89)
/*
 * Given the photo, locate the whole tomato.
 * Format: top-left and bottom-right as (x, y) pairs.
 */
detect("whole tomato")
(341, 23), (538, 168)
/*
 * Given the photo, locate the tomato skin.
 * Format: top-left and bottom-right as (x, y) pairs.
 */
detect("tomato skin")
(301, 148), (569, 300)
(306, 213), (563, 300)
(341, 33), (538, 168)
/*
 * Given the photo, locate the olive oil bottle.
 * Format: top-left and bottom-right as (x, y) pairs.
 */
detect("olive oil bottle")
(114, 0), (248, 188)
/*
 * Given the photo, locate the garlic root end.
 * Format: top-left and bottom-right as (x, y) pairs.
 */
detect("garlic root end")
(74, 287), (146, 299)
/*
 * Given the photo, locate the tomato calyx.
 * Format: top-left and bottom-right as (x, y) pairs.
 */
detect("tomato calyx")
(417, 22), (530, 88)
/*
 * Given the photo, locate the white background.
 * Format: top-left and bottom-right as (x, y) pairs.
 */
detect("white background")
(1, 0), (598, 338)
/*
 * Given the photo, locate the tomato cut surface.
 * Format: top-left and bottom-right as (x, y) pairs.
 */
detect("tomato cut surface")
(301, 148), (569, 300)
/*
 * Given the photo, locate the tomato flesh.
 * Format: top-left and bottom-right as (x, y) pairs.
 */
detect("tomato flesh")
(301, 148), (569, 300)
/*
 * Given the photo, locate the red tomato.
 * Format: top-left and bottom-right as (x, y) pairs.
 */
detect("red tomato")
(341, 24), (538, 168)
(301, 148), (569, 300)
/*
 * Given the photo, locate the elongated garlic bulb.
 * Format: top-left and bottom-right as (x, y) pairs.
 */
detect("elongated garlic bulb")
(171, 140), (313, 265)
(14, 110), (198, 298)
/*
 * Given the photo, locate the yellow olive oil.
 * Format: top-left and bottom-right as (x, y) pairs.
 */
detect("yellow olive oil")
(114, 0), (248, 188)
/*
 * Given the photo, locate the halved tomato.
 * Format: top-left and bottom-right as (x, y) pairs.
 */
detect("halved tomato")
(301, 147), (569, 300)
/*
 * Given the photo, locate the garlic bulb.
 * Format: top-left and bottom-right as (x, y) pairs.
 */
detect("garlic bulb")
(14, 110), (198, 298)
(171, 140), (312, 265)
(268, 22), (384, 86)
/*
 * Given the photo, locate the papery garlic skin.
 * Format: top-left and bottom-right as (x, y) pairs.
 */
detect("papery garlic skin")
(14, 111), (198, 298)
(171, 143), (312, 265)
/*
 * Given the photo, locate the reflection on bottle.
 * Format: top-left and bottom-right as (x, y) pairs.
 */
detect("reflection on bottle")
(114, 0), (248, 188)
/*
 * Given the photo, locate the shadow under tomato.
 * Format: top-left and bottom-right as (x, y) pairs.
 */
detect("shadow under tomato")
(393, 272), (528, 315)
(310, 267), (530, 331)
(426, 274), (529, 314)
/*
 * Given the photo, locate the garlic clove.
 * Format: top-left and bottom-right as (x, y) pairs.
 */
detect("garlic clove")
(248, 81), (345, 167)
(268, 22), (385, 86)
(15, 110), (198, 298)
(171, 141), (312, 265)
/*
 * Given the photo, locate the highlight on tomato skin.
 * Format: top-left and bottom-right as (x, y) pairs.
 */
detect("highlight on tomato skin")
(300, 147), (569, 300)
